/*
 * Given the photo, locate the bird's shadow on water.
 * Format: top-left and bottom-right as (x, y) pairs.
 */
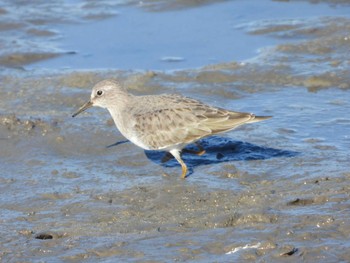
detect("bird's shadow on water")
(144, 136), (299, 170)
(107, 140), (129, 148)
(107, 136), (299, 175)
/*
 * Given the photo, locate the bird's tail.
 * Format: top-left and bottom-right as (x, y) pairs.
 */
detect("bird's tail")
(246, 115), (272, 123)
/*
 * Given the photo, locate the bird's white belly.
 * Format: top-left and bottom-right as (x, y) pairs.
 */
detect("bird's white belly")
(109, 109), (185, 152)
(112, 118), (151, 150)
(127, 134), (152, 150)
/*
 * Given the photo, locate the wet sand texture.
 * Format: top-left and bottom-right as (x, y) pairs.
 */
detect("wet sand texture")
(1, 0), (350, 262)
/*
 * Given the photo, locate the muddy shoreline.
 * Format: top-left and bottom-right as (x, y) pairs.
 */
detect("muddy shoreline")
(1, 0), (350, 262)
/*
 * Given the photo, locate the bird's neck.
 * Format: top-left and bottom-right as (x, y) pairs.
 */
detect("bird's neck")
(107, 95), (134, 137)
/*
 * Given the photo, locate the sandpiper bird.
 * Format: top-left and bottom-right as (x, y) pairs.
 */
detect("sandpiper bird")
(72, 79), (271, 178)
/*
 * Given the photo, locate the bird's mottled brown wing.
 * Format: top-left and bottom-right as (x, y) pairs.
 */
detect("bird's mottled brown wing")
(132, 107), (211, 150)
(131, 94), (257, 150)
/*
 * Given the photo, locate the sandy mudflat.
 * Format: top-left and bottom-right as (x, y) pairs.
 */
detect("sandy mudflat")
(1, 0), (350, 262)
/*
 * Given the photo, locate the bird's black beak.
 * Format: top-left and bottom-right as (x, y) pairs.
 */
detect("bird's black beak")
(72, 100), (93, 117)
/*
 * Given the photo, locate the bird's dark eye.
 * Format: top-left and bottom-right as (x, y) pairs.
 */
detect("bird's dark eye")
(96, 90), (103, 96)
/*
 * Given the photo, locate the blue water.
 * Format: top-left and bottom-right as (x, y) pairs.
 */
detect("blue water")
(29, 0), (350, 70)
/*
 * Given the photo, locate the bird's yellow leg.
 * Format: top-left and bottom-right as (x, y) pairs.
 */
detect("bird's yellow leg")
(194, 142), (206, 156)
(180, 162), (188, 179)
(183, 142), (206, 156)
(170, 149), (188, 179)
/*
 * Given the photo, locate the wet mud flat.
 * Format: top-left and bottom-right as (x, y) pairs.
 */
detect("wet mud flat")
(1, 0), (350, 262)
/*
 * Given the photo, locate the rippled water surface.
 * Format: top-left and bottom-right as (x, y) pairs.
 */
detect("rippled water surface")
(1, 0), (350, 262)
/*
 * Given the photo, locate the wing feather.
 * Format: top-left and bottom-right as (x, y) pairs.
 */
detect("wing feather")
(130, 94), (268, 150)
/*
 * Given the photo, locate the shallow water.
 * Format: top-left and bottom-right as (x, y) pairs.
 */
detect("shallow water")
(29, 0), (350, 70)
(1, 0), (350, 262)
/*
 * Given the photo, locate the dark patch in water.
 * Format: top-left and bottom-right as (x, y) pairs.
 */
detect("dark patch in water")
(144, 135), (299, 168)
(281, 247), (298, 256)
(287, 198), (314, 206)
(35, 233), (53, 240)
